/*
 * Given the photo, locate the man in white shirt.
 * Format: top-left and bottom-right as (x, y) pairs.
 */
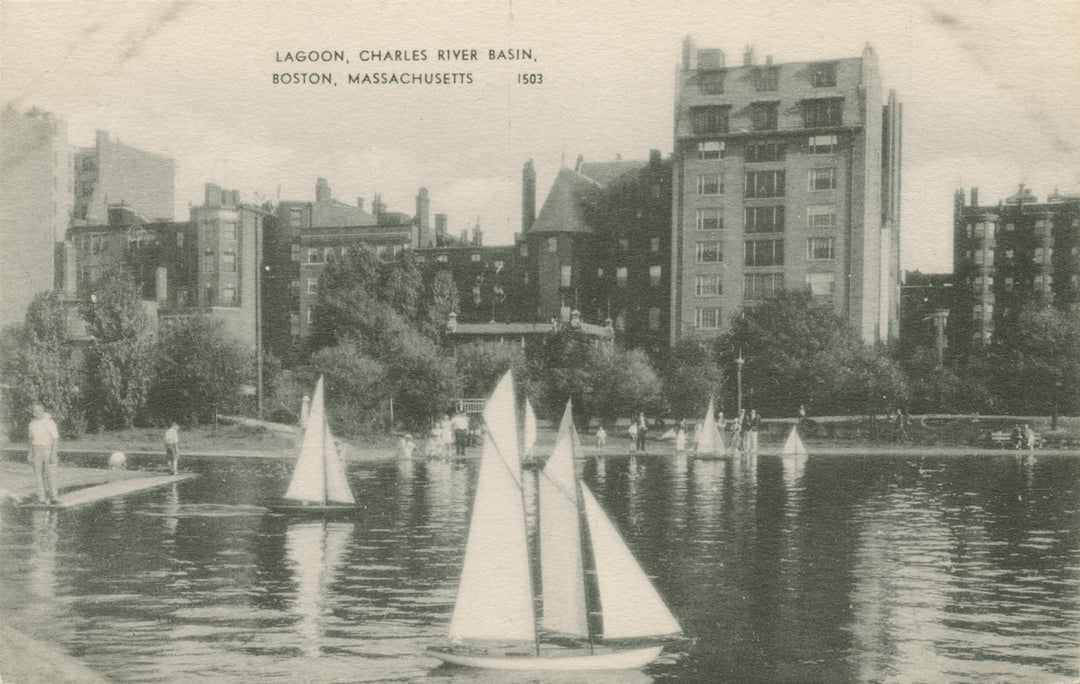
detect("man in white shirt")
(451, 410), (470, 456)
(27, 403), (60, 504)
(164, 423), (180, 474)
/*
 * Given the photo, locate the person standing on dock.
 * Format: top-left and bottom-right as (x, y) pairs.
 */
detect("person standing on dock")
(28, 403), (60, 504)
(164, 423), (180, 475)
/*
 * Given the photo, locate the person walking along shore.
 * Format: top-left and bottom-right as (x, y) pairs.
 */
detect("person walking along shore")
(28, 403), (60, 504)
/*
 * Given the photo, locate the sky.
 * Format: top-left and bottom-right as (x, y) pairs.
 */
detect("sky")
(2, 0), (1078, 273)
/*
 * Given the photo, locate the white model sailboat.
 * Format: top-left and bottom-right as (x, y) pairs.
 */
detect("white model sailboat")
(693, 397), (727, 459)
(781, 425), (809, 458)
(271, 376), (357, 514)
(431, 371), (682, 670)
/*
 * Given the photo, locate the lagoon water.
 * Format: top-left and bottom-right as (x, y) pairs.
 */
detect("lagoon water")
(1, 452), (1078, 682)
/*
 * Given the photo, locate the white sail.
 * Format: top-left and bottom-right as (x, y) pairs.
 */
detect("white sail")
(581, 485), (682, 639)
(539, 402), (589, 637)
(523, 397), (538, 460)
(285, 376), (355, 505)
(696, 397), (725, 456)
(450, 371), (535, 643)
(782, 425), (808, 457)
(483, 371), (522, 477)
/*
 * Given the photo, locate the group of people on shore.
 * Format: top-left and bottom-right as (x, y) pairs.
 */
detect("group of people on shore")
(615, 408), (766, 455)
(396, 409), (476, 461)
(25, 402), (183, 504)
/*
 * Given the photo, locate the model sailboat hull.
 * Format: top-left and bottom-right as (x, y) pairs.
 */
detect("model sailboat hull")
(265, 503), (358, 516)
(429, 645), (663, 671)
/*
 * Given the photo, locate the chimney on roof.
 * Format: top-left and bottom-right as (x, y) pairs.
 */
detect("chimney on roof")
(574, 154), (583, 172)
(649, 149), (661, 167)
(522, 159), (536, 233)
(373, 193), (385, 216)
(434, 213), (447, 248)
(970, 187), (978, 207)
(316, 178), (331, 203)
(743, 45), (755, 66)
(356, 197), (364, 211)
(765, 54), (773, 66)
(416, 187), (431, 249)
(682, 35), (696, 70)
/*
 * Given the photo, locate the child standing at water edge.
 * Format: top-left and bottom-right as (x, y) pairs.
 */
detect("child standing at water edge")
(596, 425), (607, 448)
(28, 403), (60, 504)
(628, 421), (638, 453)
(164, 423), (180, 474)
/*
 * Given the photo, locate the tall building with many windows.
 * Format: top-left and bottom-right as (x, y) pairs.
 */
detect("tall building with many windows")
(670, 39), (901, 344)
(952, 185), (1080, 351)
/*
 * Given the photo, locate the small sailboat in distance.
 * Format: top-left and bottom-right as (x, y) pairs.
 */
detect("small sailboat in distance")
(693, 397), (727, 460)
(781, 424), (809, 458)
(430, 372), (682, 670)
(269, 376), (358, 515)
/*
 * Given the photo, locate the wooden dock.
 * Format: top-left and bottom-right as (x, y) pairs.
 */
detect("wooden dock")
(20, 473), (197, 510)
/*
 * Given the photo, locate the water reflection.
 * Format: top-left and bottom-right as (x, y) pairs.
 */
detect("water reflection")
(0, 454), (1076, 682)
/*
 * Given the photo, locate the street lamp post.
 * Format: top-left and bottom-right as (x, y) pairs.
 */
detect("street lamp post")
(736, 349), (745, 416)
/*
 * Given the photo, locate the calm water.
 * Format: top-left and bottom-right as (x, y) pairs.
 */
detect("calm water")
(1, 453), (1078, 683)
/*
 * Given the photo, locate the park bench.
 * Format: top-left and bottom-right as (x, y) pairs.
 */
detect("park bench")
(989, 431), (1012, 447)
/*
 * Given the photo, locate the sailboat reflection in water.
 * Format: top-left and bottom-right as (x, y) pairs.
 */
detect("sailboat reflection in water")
(430, 370), (683, 671)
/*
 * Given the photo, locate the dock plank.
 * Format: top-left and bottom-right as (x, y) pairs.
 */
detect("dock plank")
(22, 473), (197, 509)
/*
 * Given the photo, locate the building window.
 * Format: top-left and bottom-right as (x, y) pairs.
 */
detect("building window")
(648, 307), (661, 331)
(324, 247), (336, 261)
(696, 241), (723, 263)
(221, 222), (237, 241)
(290, 279), (300, 296)
(615, 311), (626, 331)
(547, 237), (557, 253)
(750, 102), (779, 131)
(973, 221), (995, 238)
(807, 205), (837, 228)
(222, 251), (236, 272)
(649, 265), (662, 286)
(203, 254), (215, 273)
(745, 272), (784, 299)
(202, 223), (217, 243)
(697, 174), (722, 195)
(745, 205), (785, 233)
(697, 208), (723, 231)
(307, 278), (318, 295)
(616, 267), (628, 287)
(1035, 219), (1051, 237)
(699, 71), (725, 94)
(745, 239), (784, 266)
(809, 167), (837, 191)
(808, 134), (839, 154)
(307, 308), (313, 324)
(697, 141), (724, 160)
(650, 237), (660, 252)
(222, 283), (237, 306)
(1004, 277), (1014, 292)
(468, 253), (480, 263)
(696, 275), (722, 296)
(1005, 249), (1014, 260)
(695, 307), (721, 329)
(810, 61), (838, 87)
(494, 260), (505, 270)
(176, 232), (184, 248)
(807, 237), (835, 261)
(745, 170), (785, 198)
(1005, 222), (1015, 232)
(290, 207), (304, 227)
(754, 66), (780, 91)
(806, 272), (836, 295)
(745, 140), (785, 163)
(290, 243), (300, 262)
(802, 98), (843, 127)
(436, 254), (448, 263)
(520, 244), (529, 257)
(597, 268), (604, 278)
(618, 237), (629, 251)
(308, 248), (321, 263)
(691, 106), (729, 135)
(560, 264), (572, 288)
(1034, 247), (1053, 264)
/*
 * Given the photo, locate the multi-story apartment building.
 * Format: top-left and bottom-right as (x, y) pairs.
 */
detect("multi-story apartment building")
(72, 130), (175, 225)
(670, 39), (902, 345)
(0, 106), (74, 330)
(523, 152), (672, 352)
(952, 185), (1080, 350)
(64, 184), (263, 349)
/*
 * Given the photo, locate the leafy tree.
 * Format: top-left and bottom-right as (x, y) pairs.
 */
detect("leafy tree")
(455, 341), (529, 398)
(586, 346), (664, 429)
(717, 289), (906, 416)
(1, 291), (85, 437)
(989, 304), (1080, 419)
(79, 270), (155, 429)
(660, 338), (725, 422)
(148, 315), (249, 425)
(309, 341), (388, 433)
